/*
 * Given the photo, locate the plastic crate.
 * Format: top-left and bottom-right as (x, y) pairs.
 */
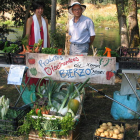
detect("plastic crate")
(0, 105), (31, 136)
(0, 53), (11, 64)
(10, 53), (26, 65)
(93, 120), (125, 140)
(119, 47), (139, 57)
(137, 123), (140, 140)
(119, 57), (140, 69)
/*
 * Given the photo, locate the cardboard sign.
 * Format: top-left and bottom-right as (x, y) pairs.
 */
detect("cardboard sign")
(26, 53), (116, 85)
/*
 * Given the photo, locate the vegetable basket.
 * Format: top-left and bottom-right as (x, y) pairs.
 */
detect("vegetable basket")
(137, 123), (140, 140)
(93, 120), (125, 140)
(10, 53), (26, 65)
(0, 52), (11, 64)
(118, 57), (140, 69)
(0, 105), (30, 136)
(0, 37), (7, 50)
(28, 95), (83, 140)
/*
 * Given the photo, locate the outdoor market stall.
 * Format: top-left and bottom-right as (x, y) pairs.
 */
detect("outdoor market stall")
(1, 42), (140, 139)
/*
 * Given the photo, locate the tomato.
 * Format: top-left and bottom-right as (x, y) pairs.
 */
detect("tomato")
(28, 59), (35, 64)
(41, 110), (46, 115)
(45, 110), (50, 115)
(35, 109), (40, 115)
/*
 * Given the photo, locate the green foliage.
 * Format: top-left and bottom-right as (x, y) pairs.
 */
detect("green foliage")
(18, 111), (44, 136)
(0, 0), (51, 26)
(18, 110), (75, 138)
(3, 42), (18, 53)
(93, 14), (117, 24)
(57, 0), (67, 5)
(0, 24), (16, 36)
(41, 47), (58, 54)
(0, 20), (14, 26)
(59, 114), (75, 136)
(49, 24), (66, 48)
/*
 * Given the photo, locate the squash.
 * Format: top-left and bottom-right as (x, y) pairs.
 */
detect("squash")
(68, 99), (79, 115)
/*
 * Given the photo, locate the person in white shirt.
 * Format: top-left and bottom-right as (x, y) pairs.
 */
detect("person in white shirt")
(68, 2), (96, 55)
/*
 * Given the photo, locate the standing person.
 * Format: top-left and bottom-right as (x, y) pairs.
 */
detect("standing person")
(68, 2), (95, 55)
(25, 1), (50, 86)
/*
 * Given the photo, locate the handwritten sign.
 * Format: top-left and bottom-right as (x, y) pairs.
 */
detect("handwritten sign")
(26, 53), (116, 85)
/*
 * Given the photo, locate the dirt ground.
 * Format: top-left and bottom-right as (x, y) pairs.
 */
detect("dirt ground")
(0, 67), (139, 140)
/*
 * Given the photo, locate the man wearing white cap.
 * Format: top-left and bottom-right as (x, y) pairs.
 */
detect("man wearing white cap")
(68, 2), (95, 55)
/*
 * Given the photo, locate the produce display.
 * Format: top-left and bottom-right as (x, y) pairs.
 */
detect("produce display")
(94, 121), (125, 139)
(41, 47), (58, 54)
(18, 77), (89, 138)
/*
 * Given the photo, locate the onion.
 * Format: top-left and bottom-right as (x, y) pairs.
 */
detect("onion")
(102, 123), (107, 126)
(104, 131), (109, 137)
(115, 124), (121, 129)
(100, 125), (108, 130)
(95, 129), (101, 136)
(107, 122), (112, 126)
(109, 126), (114, 130)
(109, 130), (114, 137)
(112, 133), (118, 139)
(118, 133), (124, 139)
(120, 126), (124, 133)
(100, 133), (105, 137)
(98, 128), (104, 133)
(113, 128), (120, 135)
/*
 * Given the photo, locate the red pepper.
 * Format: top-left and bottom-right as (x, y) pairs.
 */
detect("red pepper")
(106, 71), (114, 80)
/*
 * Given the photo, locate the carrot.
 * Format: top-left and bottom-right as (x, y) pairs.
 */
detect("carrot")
(18, 45), (26, 54)
(26, 45), (32, 53)
(34, 46), (39, 53)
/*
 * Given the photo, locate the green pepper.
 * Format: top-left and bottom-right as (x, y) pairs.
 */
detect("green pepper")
(37, 109), (42, 116)
(29, 109), (36, 115)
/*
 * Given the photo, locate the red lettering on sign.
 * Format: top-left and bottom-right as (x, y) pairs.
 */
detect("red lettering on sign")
(44, 67), (52, 75)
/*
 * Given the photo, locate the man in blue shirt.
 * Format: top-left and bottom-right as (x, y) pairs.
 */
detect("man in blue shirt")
(68, 2), (96, 55)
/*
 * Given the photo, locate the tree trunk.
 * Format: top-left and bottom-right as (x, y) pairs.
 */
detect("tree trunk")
(128, 0), (139, 48)
(51, 0), (57, 47)
(22, 0), (32, 38)
(116, 0), (129, 48)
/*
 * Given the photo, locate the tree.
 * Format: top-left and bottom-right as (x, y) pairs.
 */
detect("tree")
(128, 0), (139, 47)
(116, 0), (129, 48)
(0, 0), (51, 38)
(51, 0), (57, 47)
(22, 0), (33, 38)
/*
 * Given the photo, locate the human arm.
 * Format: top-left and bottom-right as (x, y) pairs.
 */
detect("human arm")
(26, 17), (32, 43)
(89, 35), (95, 46)
(45, 19), (50, 48)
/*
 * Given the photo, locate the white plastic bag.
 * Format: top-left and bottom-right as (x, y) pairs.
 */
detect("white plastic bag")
(120, 73), (136, 95)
